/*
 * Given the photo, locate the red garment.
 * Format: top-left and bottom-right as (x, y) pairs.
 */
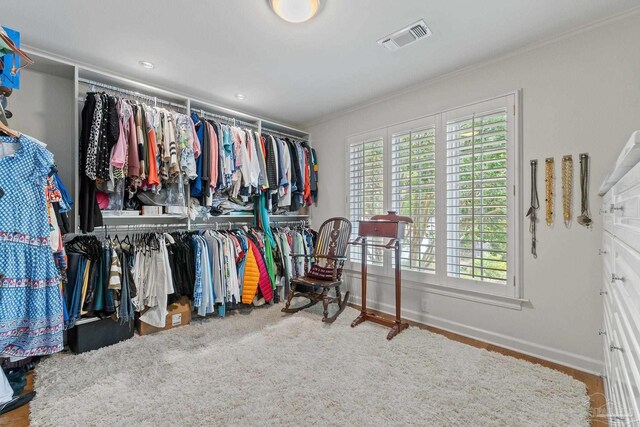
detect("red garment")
(147, 129), (160, 186)
(303, 148), (312, 205)
(251, 243), (273, 302)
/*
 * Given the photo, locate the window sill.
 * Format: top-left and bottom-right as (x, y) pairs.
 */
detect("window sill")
(343, 268), (529, 311)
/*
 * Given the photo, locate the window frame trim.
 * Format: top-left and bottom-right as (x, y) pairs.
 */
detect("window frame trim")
(344, 90), (523, 301)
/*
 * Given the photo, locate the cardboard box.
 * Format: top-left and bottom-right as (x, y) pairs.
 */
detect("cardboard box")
(136, 297), (192, 335)
(141, 206), (163, 216)
(165, 205), (187, 216)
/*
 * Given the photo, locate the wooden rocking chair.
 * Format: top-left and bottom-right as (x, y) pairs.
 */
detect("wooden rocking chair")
(282, 217), (352, 323)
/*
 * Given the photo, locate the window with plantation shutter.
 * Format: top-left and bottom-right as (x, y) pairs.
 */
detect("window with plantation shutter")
(344, 93), (520, 300)
(390, 119), (437, 273)
(348, 135), (385, 265)
(444, 96), (514, 290)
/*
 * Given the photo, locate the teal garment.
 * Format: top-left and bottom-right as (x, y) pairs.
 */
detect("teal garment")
(255, 192), (275, 244)
(91, 247), (107, 312)
(69, 257), (87, 327)
(264, 236), (276, 290)
(253, 192), (277, 289)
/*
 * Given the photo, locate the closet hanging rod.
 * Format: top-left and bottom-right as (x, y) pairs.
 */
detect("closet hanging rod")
(190, 221), (252, 230)
(197, 109), (258, 129)
(78, 78), (188, 110)
(90, 223), (187, 234)
(271, 220), (309, 227)
(261, 127), (308, 141)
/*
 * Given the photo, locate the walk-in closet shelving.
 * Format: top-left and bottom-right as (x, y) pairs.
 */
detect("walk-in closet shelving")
(260, 119), (308, 141)
(17, 47), (311, 232)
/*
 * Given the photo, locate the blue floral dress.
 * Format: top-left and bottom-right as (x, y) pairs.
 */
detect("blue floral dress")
(0, 134), (64, 356)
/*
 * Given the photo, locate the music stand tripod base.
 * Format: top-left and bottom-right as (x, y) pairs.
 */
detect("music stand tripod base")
(349, 211), (412, 340)
(351, 311), (409, 340)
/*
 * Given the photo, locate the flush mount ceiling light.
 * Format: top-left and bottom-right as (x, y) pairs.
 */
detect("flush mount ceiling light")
(270, 0), (321, 23)
(138, 60), (155, 69)
(235, 93), (246, 100)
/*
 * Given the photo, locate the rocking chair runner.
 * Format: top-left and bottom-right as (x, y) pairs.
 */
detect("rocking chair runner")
(282, 217), (352, 323)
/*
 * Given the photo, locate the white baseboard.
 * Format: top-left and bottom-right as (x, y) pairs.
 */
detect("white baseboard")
(350, 295), (602, 376)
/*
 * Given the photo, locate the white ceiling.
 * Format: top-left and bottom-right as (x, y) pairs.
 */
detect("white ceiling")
(2, 0), (639, 127)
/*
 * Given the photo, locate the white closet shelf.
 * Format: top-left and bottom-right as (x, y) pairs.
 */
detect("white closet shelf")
(20, 49), (313, 233)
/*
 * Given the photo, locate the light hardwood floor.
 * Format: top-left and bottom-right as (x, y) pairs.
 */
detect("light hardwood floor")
(0, 369), (32, 427)
(0, 307), (607, 427)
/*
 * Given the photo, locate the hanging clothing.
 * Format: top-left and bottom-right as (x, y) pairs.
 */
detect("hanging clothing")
(78, 93), (198, 231)
(242, 240), (260, 304)
(61, 224), (314, 329)
(79, 93), (104, 232)
(278, 138), (292, 208)
(139, 234), (174, 328)
(0, 134), (64, 357)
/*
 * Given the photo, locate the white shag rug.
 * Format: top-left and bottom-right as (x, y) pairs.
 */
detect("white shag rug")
(31, 305), (589, 426)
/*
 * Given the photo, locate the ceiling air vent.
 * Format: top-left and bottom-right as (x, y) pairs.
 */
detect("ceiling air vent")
(378, 19), (432, 52)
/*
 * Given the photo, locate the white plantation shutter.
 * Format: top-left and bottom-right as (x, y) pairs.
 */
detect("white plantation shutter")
(390, 119), (437, 273)
(444, 97), (513, 288)
(344, 93), (520, 298)
(348, 136), (385, 264)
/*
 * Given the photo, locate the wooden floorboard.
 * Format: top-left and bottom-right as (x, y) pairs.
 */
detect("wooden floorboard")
(0, 307), (608, 426)
(0, 369), (32, 427)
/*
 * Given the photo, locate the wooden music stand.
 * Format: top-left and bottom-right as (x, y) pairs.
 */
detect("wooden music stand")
(350, 211), (412, 340)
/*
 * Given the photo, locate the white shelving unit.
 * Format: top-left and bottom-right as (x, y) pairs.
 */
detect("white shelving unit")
(18, 47), (312, 232)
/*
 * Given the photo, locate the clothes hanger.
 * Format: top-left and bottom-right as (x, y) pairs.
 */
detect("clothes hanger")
(0, 30), (34, 76)
(113, 233), (121, 247)
(0, 103), (19, 137)
(0, 120), (19, 138)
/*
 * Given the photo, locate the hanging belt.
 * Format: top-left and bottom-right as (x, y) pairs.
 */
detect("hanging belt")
(526, 160), (540, 258)
(545, 158), (554, 226)
(577, 153), (592, 227)
(562, 155), (573, 227)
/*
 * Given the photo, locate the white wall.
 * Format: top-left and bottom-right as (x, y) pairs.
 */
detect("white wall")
(306, 11), (640, 374)
(8, 69), (76, 217)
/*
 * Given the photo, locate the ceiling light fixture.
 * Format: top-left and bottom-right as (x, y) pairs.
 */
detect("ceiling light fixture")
(138, 60), (155, 69)
(235, 93), (246, 100)
(270, 0), (321, 23)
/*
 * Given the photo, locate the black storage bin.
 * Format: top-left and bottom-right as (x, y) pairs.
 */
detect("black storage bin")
(67, 317), (134, 354)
